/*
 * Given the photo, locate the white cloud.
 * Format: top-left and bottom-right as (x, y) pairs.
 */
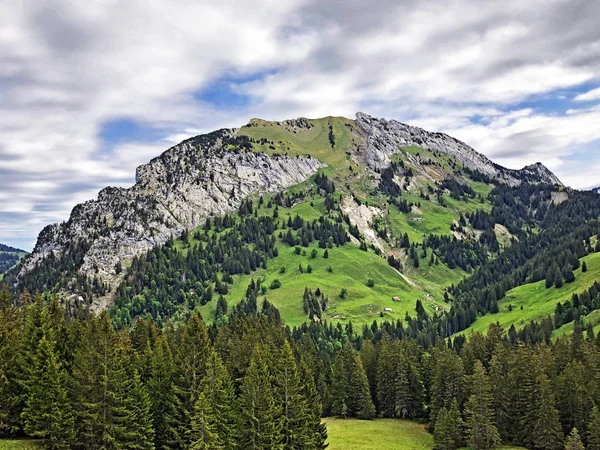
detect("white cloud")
(1, 0), (600, 249)
(574, 87), (600, 102)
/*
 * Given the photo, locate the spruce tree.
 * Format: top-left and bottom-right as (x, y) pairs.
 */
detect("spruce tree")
(239, 344), (283, 449)
(190, 391), (221, 450)
(331, 342), (374, 419)
(149, 334), (180, 449)
(21, 336), (74, 449)
(125, 368), (155, 450)
(430, 346), (464, 430)
(587, 405), (600, 450)
(532, 373), (563, 450)
(174, 312), (211, 447)
(464, 361), (500, 450)
(565, 428), (584, 450)
(276, 340), (310, 448)
(0, 285), (24, 435)
(199, 350), (237, 450)
(298, 358), (328, 449)
(582, 261), (588, 273)
(433, 399), (463, 450)
(488, 344), (510, 441)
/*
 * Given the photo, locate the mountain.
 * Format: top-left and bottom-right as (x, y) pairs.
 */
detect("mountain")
(0, 243), (26, 278)
(10, 112), (569, 320)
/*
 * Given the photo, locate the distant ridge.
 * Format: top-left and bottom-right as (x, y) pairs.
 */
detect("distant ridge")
(0, 243), (25, 253)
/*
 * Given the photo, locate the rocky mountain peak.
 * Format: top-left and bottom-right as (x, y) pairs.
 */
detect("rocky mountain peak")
(19, 130), (324, 295)
(355, 112), (562, 186)
(519, 162), (563, 186)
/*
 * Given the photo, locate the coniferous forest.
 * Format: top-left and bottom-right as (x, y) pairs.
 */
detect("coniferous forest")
(3, 284), (600, 449)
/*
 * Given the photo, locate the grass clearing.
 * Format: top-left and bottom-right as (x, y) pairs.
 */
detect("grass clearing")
(0, 440), (42, 449)
(324, 418), (434, 450)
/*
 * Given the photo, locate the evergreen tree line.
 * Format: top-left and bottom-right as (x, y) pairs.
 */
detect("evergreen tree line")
(0, 287), (326, 450)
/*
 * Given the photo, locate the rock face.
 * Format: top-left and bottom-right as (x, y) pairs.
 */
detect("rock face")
(355, 112), (563, 186)
(20, 129), (323, 284)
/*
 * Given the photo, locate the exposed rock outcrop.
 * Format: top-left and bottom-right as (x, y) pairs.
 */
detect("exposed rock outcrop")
(20, 129), (323, 287)
(355, 112), (563, 187)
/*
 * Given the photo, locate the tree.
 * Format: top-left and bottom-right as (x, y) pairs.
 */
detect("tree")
(330, 342), (375, 419)
(0, 285), (24, 435)
(532, 373), (563, 450)
(197, 350), (236, 449)
(148, 335), (180, 449)
(239, 344), (283, 449)
(563, 266), (575, 283)
(174, 312), (211, 447)
(433, 399), (463, 450)
(430, 346), (464, 430)
(464, 361), (500, 450)
(582, 261), (588, 273)
(587, 405), (600, 450)
(276, 340), (312, 448)
(71, 312), (150, 450)
(189, 392), (221, 450)
(21, 336), (74, 449)
(565, 428), (584, 450)
(298, 359), (328, 449)
(125, 368), (155, 450)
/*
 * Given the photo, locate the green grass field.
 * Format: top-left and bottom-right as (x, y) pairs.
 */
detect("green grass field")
(198, 240), (451, 328)
(460, 251), (600, 336)
(0, 439), (42, 449)
(325, 418), (434, 450)
(324, 418), (525, 450)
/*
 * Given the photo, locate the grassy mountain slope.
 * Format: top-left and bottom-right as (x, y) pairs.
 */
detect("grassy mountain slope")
(460, 251), (600, 336)
(154, 117), (501, 327)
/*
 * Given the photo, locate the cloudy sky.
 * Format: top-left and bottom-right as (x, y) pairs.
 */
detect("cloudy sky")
(2, 0), (600, 250)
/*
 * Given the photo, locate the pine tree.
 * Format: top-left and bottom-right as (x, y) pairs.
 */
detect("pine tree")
(239, 344), (283, 449)
(433, 399), (463, 450)
(532, 373), (563, 450)
(587, 405), (600, 450)
(565, 428), (584, 450)
(582, 261), (588, 273)
(464, 361), (500, 450)
(21, 336), (74, 449)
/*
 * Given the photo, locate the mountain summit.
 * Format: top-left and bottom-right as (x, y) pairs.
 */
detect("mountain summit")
(12, 112), (563, 309)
